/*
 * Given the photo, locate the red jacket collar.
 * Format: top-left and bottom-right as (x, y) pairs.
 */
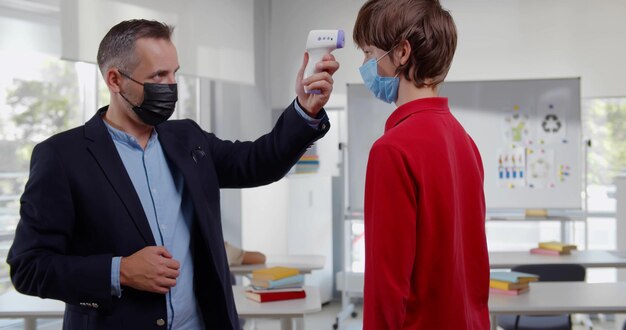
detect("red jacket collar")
(385, 97), (449, 132)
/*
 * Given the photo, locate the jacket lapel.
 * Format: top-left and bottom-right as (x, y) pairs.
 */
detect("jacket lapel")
(156, 127), (210, 223)
(158, 124), (233, 293)
(156, 127), (225, 265)
(83, 108), (156, 246)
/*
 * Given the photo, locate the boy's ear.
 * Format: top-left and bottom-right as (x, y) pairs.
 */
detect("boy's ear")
(105, 68), (122, 93)
(397, 39), (411, 66)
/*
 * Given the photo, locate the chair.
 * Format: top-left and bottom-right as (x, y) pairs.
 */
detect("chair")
(497, 264), (586, 330)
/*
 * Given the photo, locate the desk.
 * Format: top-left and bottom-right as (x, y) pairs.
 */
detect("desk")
(0, 285), (322, 330)
(0, 290), (64, 330)
(229, 254), (325, 276)
(489, 250), (626, 269)
(489, 282), (626, 330)
(233, 285), (321, 330)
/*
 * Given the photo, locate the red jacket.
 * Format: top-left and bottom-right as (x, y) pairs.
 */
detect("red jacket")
(363, 97), (490, 330)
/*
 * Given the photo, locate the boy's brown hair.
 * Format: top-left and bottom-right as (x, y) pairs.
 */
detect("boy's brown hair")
(353, 0), (457, 88)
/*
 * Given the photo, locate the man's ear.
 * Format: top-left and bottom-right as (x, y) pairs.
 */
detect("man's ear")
(397, 39), (411, 66)
(105, 68), (122, 93)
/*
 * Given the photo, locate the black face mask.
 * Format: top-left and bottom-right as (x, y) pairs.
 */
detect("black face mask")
(119, 70), (178, 126)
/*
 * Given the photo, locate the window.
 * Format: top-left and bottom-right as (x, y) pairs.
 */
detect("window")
(0, 52), (84, 293)
(583, 98), (626, 213)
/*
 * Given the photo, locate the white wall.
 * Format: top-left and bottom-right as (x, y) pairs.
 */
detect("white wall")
(448, 0), (626, 98)
(269, 0), (626, 109)
(216, 0), (273, 246)
(61, 0), (255, 84)
(269, 0), (361, 109)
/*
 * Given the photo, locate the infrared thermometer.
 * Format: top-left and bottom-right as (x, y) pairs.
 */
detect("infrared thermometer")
(304, 29), (345, 94)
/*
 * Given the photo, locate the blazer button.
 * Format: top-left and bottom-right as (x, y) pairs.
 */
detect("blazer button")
(156, 319), (165, 326)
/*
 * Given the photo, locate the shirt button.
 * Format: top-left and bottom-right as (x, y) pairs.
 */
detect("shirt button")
(156, 318), (165, 326)
(93, 303), (98, 308)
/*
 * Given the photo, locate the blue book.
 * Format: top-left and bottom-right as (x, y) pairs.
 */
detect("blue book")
(250, 274), (305, 289)
(490, 271), (539, 283)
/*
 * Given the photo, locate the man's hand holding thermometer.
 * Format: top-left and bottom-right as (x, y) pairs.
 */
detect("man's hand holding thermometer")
(296, 29), (344, 117)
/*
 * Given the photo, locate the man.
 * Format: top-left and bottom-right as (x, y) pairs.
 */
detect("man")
(7, 19), (338, 329)
(353, 0), (489, 329)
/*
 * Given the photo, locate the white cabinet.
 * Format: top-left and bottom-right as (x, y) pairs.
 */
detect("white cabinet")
(286, 174), (333, 303)
(241, 174), (333, 303)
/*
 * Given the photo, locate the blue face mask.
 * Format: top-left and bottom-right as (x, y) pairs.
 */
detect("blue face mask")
(359, 50), (399, 104)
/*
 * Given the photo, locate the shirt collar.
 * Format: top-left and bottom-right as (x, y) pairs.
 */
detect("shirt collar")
(385, 97), (450, 132)
(102, 118), (158, 150)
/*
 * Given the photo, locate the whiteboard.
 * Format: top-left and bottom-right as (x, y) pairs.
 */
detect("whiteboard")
(346, 78), (582, 212)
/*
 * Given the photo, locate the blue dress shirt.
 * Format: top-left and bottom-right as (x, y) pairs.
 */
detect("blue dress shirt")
(105, 121), (202, 329)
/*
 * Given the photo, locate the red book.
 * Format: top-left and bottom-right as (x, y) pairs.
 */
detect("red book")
(245, 289), (306, 302)
(530, 247), (568, 256)
(490, 287), (529, 296)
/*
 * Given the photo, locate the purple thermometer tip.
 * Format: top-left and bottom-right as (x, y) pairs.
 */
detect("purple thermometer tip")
(337, 30), (345, 49)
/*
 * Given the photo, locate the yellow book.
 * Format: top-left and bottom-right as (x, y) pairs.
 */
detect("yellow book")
(538, 241), (577, 252)
(517, 277), (539, 284)
(490, 279), (529, 291)
(491, 271), (539, 284)
(252, 266), (299, 281)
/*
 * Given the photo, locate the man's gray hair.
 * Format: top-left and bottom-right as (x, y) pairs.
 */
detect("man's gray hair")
(97, 19), (174, 76)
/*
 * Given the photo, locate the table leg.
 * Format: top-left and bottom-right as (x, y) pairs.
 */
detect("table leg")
(490, 314), (497, 330)
(294, 317), (304, 330)
(280, 317), (293, 330)
(24, 317), (36, 330)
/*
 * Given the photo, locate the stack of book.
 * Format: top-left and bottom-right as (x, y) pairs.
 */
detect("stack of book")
(490, 270), (539, 295)
(245, 266), (306, 303)
(530, 241), (578, 256)
(294, 145), (320, 174)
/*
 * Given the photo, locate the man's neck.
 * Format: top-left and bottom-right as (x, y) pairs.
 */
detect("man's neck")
(104, 103), (153, 149)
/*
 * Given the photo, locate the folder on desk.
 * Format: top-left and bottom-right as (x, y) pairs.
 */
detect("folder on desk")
(252, 266), (300, 281)
(489, 287), (529, 296)
(490, 271), (539, 284)
(490, 279), (529, 291)
(538, 241), (577, 253)
(245, 289), (306, 303)
(251, 274), (304, 289)
(530, 247), (569, 256)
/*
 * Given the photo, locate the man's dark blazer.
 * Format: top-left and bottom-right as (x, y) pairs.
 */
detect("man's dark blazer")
(7, 103), (329, 329)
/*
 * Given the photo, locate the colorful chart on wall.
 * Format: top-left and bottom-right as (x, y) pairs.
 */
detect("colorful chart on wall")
(440, 78), (582, 209)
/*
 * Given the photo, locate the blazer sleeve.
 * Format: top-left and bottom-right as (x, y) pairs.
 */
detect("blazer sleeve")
(204, 101), (330, 188)
(7, 142), (113, 309)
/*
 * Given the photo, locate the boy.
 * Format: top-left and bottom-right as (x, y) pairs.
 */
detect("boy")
(353, 0), (490, 329)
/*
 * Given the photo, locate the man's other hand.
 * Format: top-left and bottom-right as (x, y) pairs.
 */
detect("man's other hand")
(120, 246), (180, 294)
